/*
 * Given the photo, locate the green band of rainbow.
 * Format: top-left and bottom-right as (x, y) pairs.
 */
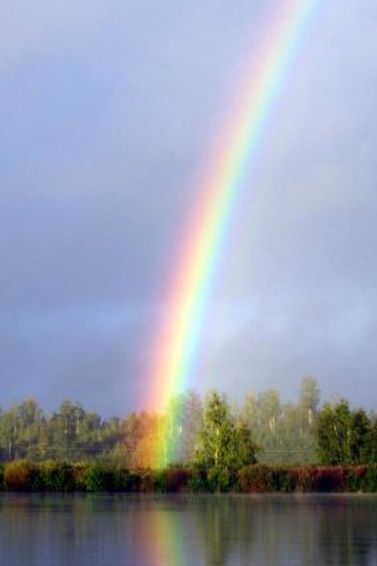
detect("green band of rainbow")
(147, 0), (320, 466)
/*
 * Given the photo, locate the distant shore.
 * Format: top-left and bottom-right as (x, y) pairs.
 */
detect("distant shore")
(1, 461), (376, 493)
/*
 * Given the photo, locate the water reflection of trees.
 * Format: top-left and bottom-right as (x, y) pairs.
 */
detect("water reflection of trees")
(189, 496), (255, 566)
(192, 495), (377, 566)
(317, 496), (377, 565)
(1, 494), (377, 565)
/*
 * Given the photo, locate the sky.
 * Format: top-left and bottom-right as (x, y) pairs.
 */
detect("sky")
(1, 0), (377, 416)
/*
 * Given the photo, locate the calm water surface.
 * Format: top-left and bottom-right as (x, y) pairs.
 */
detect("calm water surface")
(0, 494), (376, 565)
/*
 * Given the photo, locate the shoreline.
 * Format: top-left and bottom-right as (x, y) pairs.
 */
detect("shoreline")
(1, 461), (376, 493)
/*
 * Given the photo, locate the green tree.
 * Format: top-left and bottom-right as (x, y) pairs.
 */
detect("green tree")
(195, 392), (256, 471)
(316, 400), (373, 465)
(316, 400), (351, 464)
(362, 416), (377, 463)
(349, 409), (371, 464)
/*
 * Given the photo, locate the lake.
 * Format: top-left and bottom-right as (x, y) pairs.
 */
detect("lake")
(0, 494), (376, 565)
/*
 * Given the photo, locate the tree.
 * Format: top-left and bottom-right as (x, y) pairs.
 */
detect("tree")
(242, 390), (282, 464)
(16, 398), (44, 460)
(316, 400), (374, 465)
(362, 417), (377, 464)
(316, 400), (351, 464)
(349, 409), (371, 464)
(163, 391), (203, 466)
(299, 377), (320, 427)
(195, 392), (257, 471)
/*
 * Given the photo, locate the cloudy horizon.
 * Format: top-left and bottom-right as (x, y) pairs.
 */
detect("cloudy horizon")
(1, 0), (377, 416)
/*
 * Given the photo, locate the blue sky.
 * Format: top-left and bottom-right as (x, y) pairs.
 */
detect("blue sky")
(1, 0), (377, 415)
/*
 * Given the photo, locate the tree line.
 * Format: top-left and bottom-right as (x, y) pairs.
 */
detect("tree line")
(0, 377), (376, 468)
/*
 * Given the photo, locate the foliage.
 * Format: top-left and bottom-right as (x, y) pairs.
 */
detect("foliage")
(38, 461), (76, 491)
(195, 392), (257, 477)
(207, 467), (238, 492)
(240, 378), (320, 465)
(4, 460), (33, 491)
(0, 461), (376, 492)
(268, 467), (295, 492)
(346, 465), (368, 492)
(361, 417), (377, 463)
(164, 467), (192, 492)
(238, 464), (272, 492)
(187, 467), (209, 492)
(363, 466), (377, 491)
(163, 392), (203, 467)
(81, 464), (109, 491)
(0, 379), (376, 472)
(316, 401), (376, 465)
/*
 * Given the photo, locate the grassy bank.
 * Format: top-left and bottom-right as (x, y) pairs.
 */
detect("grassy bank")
(1, 461), (377, 493)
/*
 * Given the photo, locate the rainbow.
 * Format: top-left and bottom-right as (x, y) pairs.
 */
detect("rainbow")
(147, 0), (319, 466)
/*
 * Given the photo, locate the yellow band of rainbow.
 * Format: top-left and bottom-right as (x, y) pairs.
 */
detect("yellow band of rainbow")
(146, 0), (320, 467)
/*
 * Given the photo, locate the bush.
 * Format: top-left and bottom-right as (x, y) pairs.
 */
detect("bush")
(288, 466), (313, 492)
(139, 469), (157, 492)
(165, 467), (192, 492)
(151, 470), (167, 493)
(238, 465), (271, 492)
(81, 464), (109, 491)
(239, 465), (348, 493)
(110, 468), (138, 492)
(4, 460), (33, 491)
(2, 461), (376, 493)
(146, 467), (194, 493)
(346, 465), (367, 492)
(71, 463), (88, 491)
(187, 468), (209, 492)
(38, 461), (76, 491)
(205, 468), (232, 492)
(269, 467), (295, 492)
(288, 466), (347, 492)
(312, 466), (347, 492)
(363, 465), (377, 492)
(123, 470), (141, 492)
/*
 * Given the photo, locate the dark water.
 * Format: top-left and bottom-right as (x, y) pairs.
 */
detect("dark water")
(0, 494), (376, 566)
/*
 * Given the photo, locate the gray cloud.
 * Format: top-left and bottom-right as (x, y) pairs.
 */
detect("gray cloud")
(1, 0), (376, 413)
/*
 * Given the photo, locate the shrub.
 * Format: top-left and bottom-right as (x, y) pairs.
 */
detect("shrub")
(288, 466), (313, 492)
(38, 461), (76, 491)
(4, 460), (33, 491)
(346, 465), (367, 492)
(0, 465), (4, 491)
(238, 465), (271, 492)
(123, 470), (141, 492)
(71, 463), (88, 491)
(110, 468), (137, 492)
(3, 461), (376, 493)
(152, 470), (167, 493)
(363, 465), (377, 492)
(165, 467), (192, 492)
(312, 466), (347, 492)
(206, 467), (237, 492)
(150, 468), (193, 493)
(187, 468), (209, 492)
(81, 464), (109, 491)
(269, 467), (295, 492)
(288, 466), (347, 492)
(139, 469), (157, 492)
